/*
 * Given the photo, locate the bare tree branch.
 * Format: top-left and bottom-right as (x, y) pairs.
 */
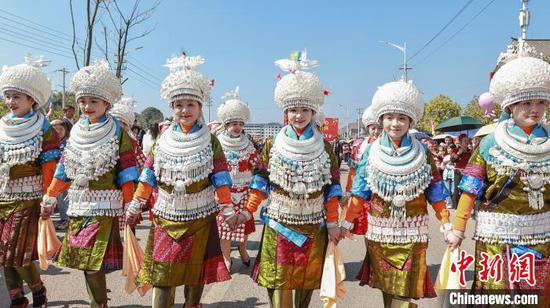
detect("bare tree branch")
(69, 0), (80, 69)
(127, 25), (155, 43)
(102, 0), (160, 79)
(83, 0), (102, 66)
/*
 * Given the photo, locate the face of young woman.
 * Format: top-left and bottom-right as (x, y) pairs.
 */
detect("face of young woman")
(172, 99), (201, 127)
(78, 96), (110, 122)
(4, 90), (34, 117)
(509, 99), (549, 128)
(226, 121), (245, 137)
(52, 124), (67, 139)
(368, 123), (382, 138)
(382, 113), (411, 140)
(287, 107), (313, 129)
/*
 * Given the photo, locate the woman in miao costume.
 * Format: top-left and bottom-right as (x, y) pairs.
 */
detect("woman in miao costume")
(446, 42), (550, 307)
(215, 87), (259, 270)
(110, 96), (147, 169)
(342, 79), (451, 308)
(344, 106), (381, 240)
(125, 53), (231, 308)
(110, 97), (147, 228)
(0, 55), (60, 308)
(228, 50), (343, 308)
(41, 60), (139, 308)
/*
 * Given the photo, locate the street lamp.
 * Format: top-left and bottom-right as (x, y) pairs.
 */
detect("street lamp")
(380, 41), (411, 82)
(338, 103), (350, 138)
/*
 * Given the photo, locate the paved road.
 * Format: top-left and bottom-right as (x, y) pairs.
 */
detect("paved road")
(0, 166), (476, 307)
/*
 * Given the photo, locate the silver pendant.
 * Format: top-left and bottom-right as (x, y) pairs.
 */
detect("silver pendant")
(392, 195), (406, 208)
(527, 174), (544, 190)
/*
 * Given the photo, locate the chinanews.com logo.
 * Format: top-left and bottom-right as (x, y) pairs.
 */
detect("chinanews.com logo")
(446, 290), (540, 307)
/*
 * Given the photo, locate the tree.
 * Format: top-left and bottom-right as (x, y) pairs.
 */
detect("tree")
(50, 91), (76, 109)
(70, 0), (158, 81)
(416, 95), (462, 133)
(462, 96), (502, 125)
(139, 107), (164, 129)
(70, 0), (103, 68)
(0, 98), (8, 117)
(102, 0), (159, 82)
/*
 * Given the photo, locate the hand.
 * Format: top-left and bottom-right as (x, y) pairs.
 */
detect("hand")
(225, 214), (239, 230)
(235, 212), (249, 226)
(340, 194), (350, 208)
(125, 212), (140, 226)
(445, 231), (464, 251)
(339, 227), (352, 240)
(328, 227), (341, 245)
(40, 206), (54, 220)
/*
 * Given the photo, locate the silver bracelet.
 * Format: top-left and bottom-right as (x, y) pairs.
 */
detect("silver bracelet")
(440, 223), (453, 234)
(452, 230), (465, 239)
(41, 195), (57, 208)
(127, 198), (145, 215)
(340, 220), (354, 231)
(221, 205), (235, 219)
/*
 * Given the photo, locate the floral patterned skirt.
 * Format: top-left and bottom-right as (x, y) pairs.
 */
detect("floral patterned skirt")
(0, 200), (40, 267)
(56, 216), (123, 272)
(139, 213), (231, 287)
(356, 240), (436, 299)
(251, 221), (328, 290)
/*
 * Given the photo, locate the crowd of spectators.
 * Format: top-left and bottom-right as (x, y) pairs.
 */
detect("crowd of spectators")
(427, 134), (481, 208)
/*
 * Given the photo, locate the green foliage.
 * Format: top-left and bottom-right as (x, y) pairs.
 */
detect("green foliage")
(416, 95), (462, 133)
(462, 96), (502, 125)
(139, 107), (164, 129)
(50, 91), (76, 109)
(1, 91), (75, 119)
(0, 98), (9, 117)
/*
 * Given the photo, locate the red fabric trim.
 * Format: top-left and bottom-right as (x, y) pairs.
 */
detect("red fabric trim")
(213, 158), (229, 173)
(118, 151), (137, 170)
(275, 232), (313, 267)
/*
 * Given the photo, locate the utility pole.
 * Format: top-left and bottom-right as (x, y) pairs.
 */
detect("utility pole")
(518, 0), (530, 53)
(205, 101), (212, 122)
(380, 41), (412, 82)
(356, 107), (363, 137)
(57, 68), (69, 109)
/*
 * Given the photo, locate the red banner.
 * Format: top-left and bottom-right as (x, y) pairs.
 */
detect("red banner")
(321, 117), (339, 142)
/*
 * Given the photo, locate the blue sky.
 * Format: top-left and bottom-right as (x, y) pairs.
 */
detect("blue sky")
(1, 1), (549, 124)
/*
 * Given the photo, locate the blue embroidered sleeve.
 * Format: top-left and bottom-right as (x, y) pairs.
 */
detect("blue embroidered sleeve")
(210, 171), (232, 188)
(350, 154), (372, 200)
(38, 149), (61, 164)
(458, 175), (485, 196)
(426, 180), (450, 203)
(53, 163), (71, 182)
(249, 174), (270, 195)
(138, 167), (157, 188)
(116, 166), (139, 187)
(324, 184), (343, 202)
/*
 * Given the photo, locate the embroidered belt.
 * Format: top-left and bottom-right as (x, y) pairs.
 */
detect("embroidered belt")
(67, 188), (123, 217)
(0, 175), (43, 201)
(152, 186), (218, 221)
(474, 211), (550, 245)
(266, 192), (325, 225)
(366, 214), (429, 243)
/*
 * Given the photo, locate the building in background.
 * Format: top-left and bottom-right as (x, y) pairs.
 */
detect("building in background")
(245, 122), (282, 139)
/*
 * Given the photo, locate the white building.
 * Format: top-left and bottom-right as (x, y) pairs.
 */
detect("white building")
(245, 122), (282, 138)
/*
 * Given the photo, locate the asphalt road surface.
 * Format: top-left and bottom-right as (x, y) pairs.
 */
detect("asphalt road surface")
(0, 165), (476, 307)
